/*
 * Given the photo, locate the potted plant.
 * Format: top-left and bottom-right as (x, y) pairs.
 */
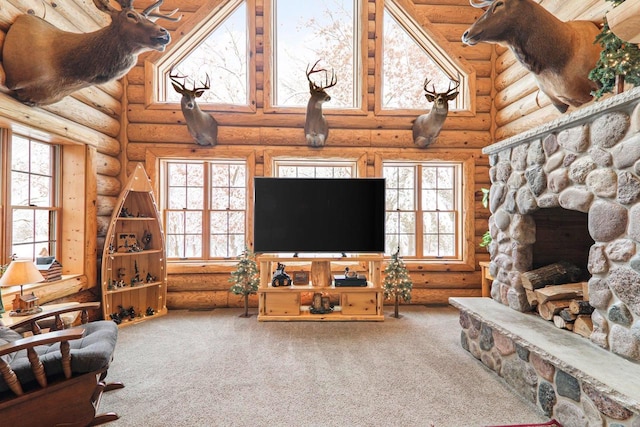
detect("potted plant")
(479, 187), (492, 249)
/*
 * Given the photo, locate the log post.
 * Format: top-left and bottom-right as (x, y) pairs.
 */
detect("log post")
(310, 261), (332, 288)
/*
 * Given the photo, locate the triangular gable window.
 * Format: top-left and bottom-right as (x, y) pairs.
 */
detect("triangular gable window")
(380, 1), (469, 112)
(157, 0), (249, 106)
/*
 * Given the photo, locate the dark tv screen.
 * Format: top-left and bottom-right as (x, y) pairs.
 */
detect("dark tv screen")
(253, 178), (385, 254)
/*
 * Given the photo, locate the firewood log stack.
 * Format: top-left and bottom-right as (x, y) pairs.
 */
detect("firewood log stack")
(521, 262), (594, 338)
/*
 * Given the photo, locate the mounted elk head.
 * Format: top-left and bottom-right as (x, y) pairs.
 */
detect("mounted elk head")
(412, 78), (459, 148)
(304, 60), (337, 148)
(2, 0), (180, 106)
(461, 0), (601, 113)
(170, 70), (218, 146)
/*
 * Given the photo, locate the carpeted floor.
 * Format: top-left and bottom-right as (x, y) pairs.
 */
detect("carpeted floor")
(100, 305), (549, 426)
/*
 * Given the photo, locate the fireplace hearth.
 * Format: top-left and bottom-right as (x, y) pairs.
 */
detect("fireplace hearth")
(450, 88), (640, 426)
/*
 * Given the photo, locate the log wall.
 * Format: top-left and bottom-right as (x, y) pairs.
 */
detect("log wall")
(0, 0), (121, 303)
(1, 0), (618, 312)
(125, 0), (493, 309)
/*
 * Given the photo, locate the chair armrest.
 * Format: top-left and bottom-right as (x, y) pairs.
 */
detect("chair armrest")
(9, 302), (101, 333)
(0, 329), (85, 356)
(0, 328), (85, 396)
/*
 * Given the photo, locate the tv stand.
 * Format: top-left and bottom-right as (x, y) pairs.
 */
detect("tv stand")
(256, 254), (384, 321)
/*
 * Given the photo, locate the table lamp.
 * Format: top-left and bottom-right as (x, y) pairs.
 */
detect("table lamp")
(0, 259), (45, 316)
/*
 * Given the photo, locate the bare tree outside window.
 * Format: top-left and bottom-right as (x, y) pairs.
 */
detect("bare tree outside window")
(382, 7), (451, 109)
(166, 2), (248, 105)
(10, 135), (58, 260)
(274, 0), (357, 108)
(163, 160), (247, 260)
(384, 162), (461, 259)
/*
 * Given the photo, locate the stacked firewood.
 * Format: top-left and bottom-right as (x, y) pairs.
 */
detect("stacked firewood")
(522, 262), (594, 338)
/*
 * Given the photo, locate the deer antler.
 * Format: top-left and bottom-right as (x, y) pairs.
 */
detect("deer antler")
(170, 68), (211, 94)
(306, 60), (337, 93)
(423, 78), (437, 98)
(142, 0), (181, 21)
(169, 68), (188, 92)
(469, 0), (494, 8)
(446, 79), (460, 96)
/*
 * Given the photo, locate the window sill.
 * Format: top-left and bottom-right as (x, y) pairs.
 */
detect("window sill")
(1, 274), (87, 308)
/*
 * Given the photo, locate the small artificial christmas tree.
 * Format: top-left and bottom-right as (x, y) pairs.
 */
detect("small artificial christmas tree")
(383, 247), (413, 318)
(229, 247), (260, 318)
(589, 0), (640, 99)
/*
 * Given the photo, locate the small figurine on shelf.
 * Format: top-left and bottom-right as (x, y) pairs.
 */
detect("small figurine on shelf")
(119, 207), (134, 218)
(128, 234), (144, 252)
(271, 263), (292, 287)
(131, 261), (141, 287)
(109, 312), (122, 324)
(145, 272), (157, 283)
(108, 243), (115, 254)
(146, 307), (155, 316)
(141, 230), (152, 250)
(107, 278), (116, 291)
(118, 305), (136, 320)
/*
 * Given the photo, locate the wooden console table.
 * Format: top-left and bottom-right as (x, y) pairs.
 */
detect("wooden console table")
(257, 254), (384, 321)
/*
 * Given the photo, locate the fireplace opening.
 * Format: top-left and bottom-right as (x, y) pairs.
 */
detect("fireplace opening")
(530, 208), (593, 281)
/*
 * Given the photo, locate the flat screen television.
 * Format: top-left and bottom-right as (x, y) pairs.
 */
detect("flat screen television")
(253, 177), (385, 254)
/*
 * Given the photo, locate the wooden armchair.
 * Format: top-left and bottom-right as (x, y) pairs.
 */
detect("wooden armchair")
(0, 302), (122, 427)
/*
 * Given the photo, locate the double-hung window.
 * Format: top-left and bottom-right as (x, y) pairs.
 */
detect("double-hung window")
(162, 159), (247, 260)
(384, 161), (462, 259)
(8, 135), (60, 260)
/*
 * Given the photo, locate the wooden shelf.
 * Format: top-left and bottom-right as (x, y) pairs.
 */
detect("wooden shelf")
(107, 249), (163, 257)
(105, 281), (163, 295)
(100, 163), (167, 325)
(257, 254), (384, 322)
(112, 307), (169, 327)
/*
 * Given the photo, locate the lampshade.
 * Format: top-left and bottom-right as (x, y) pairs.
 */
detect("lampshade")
(0, 260), (45, 291)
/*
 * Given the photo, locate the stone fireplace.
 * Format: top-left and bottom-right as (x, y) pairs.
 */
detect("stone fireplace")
(451, 87), (640, 426)
(486, 87), (640, 362)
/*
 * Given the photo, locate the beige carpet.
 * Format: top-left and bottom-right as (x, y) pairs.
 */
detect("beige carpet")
(100, 305), (549, 426)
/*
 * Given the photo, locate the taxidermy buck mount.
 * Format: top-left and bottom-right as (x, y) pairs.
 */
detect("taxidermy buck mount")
(2, 0), (180, 106)
(461, 0), (601, 113)
(412, 78), (459, 148)
(304, 60), (337, 148)
(170, 70), (218, 146)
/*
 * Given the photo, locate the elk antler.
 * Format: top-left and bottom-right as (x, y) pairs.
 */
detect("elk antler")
(306, 60), (337, 93)
(469, 0), (494, 8)
(142, 0), (181, 21)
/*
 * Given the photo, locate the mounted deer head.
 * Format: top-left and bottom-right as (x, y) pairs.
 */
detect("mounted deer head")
(461, 0), (600, 113)
(304, 60), (337, 148)
(170, 70), (218, 146)
(2, 0), (180, 106)
(412, 78), (459, 148)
